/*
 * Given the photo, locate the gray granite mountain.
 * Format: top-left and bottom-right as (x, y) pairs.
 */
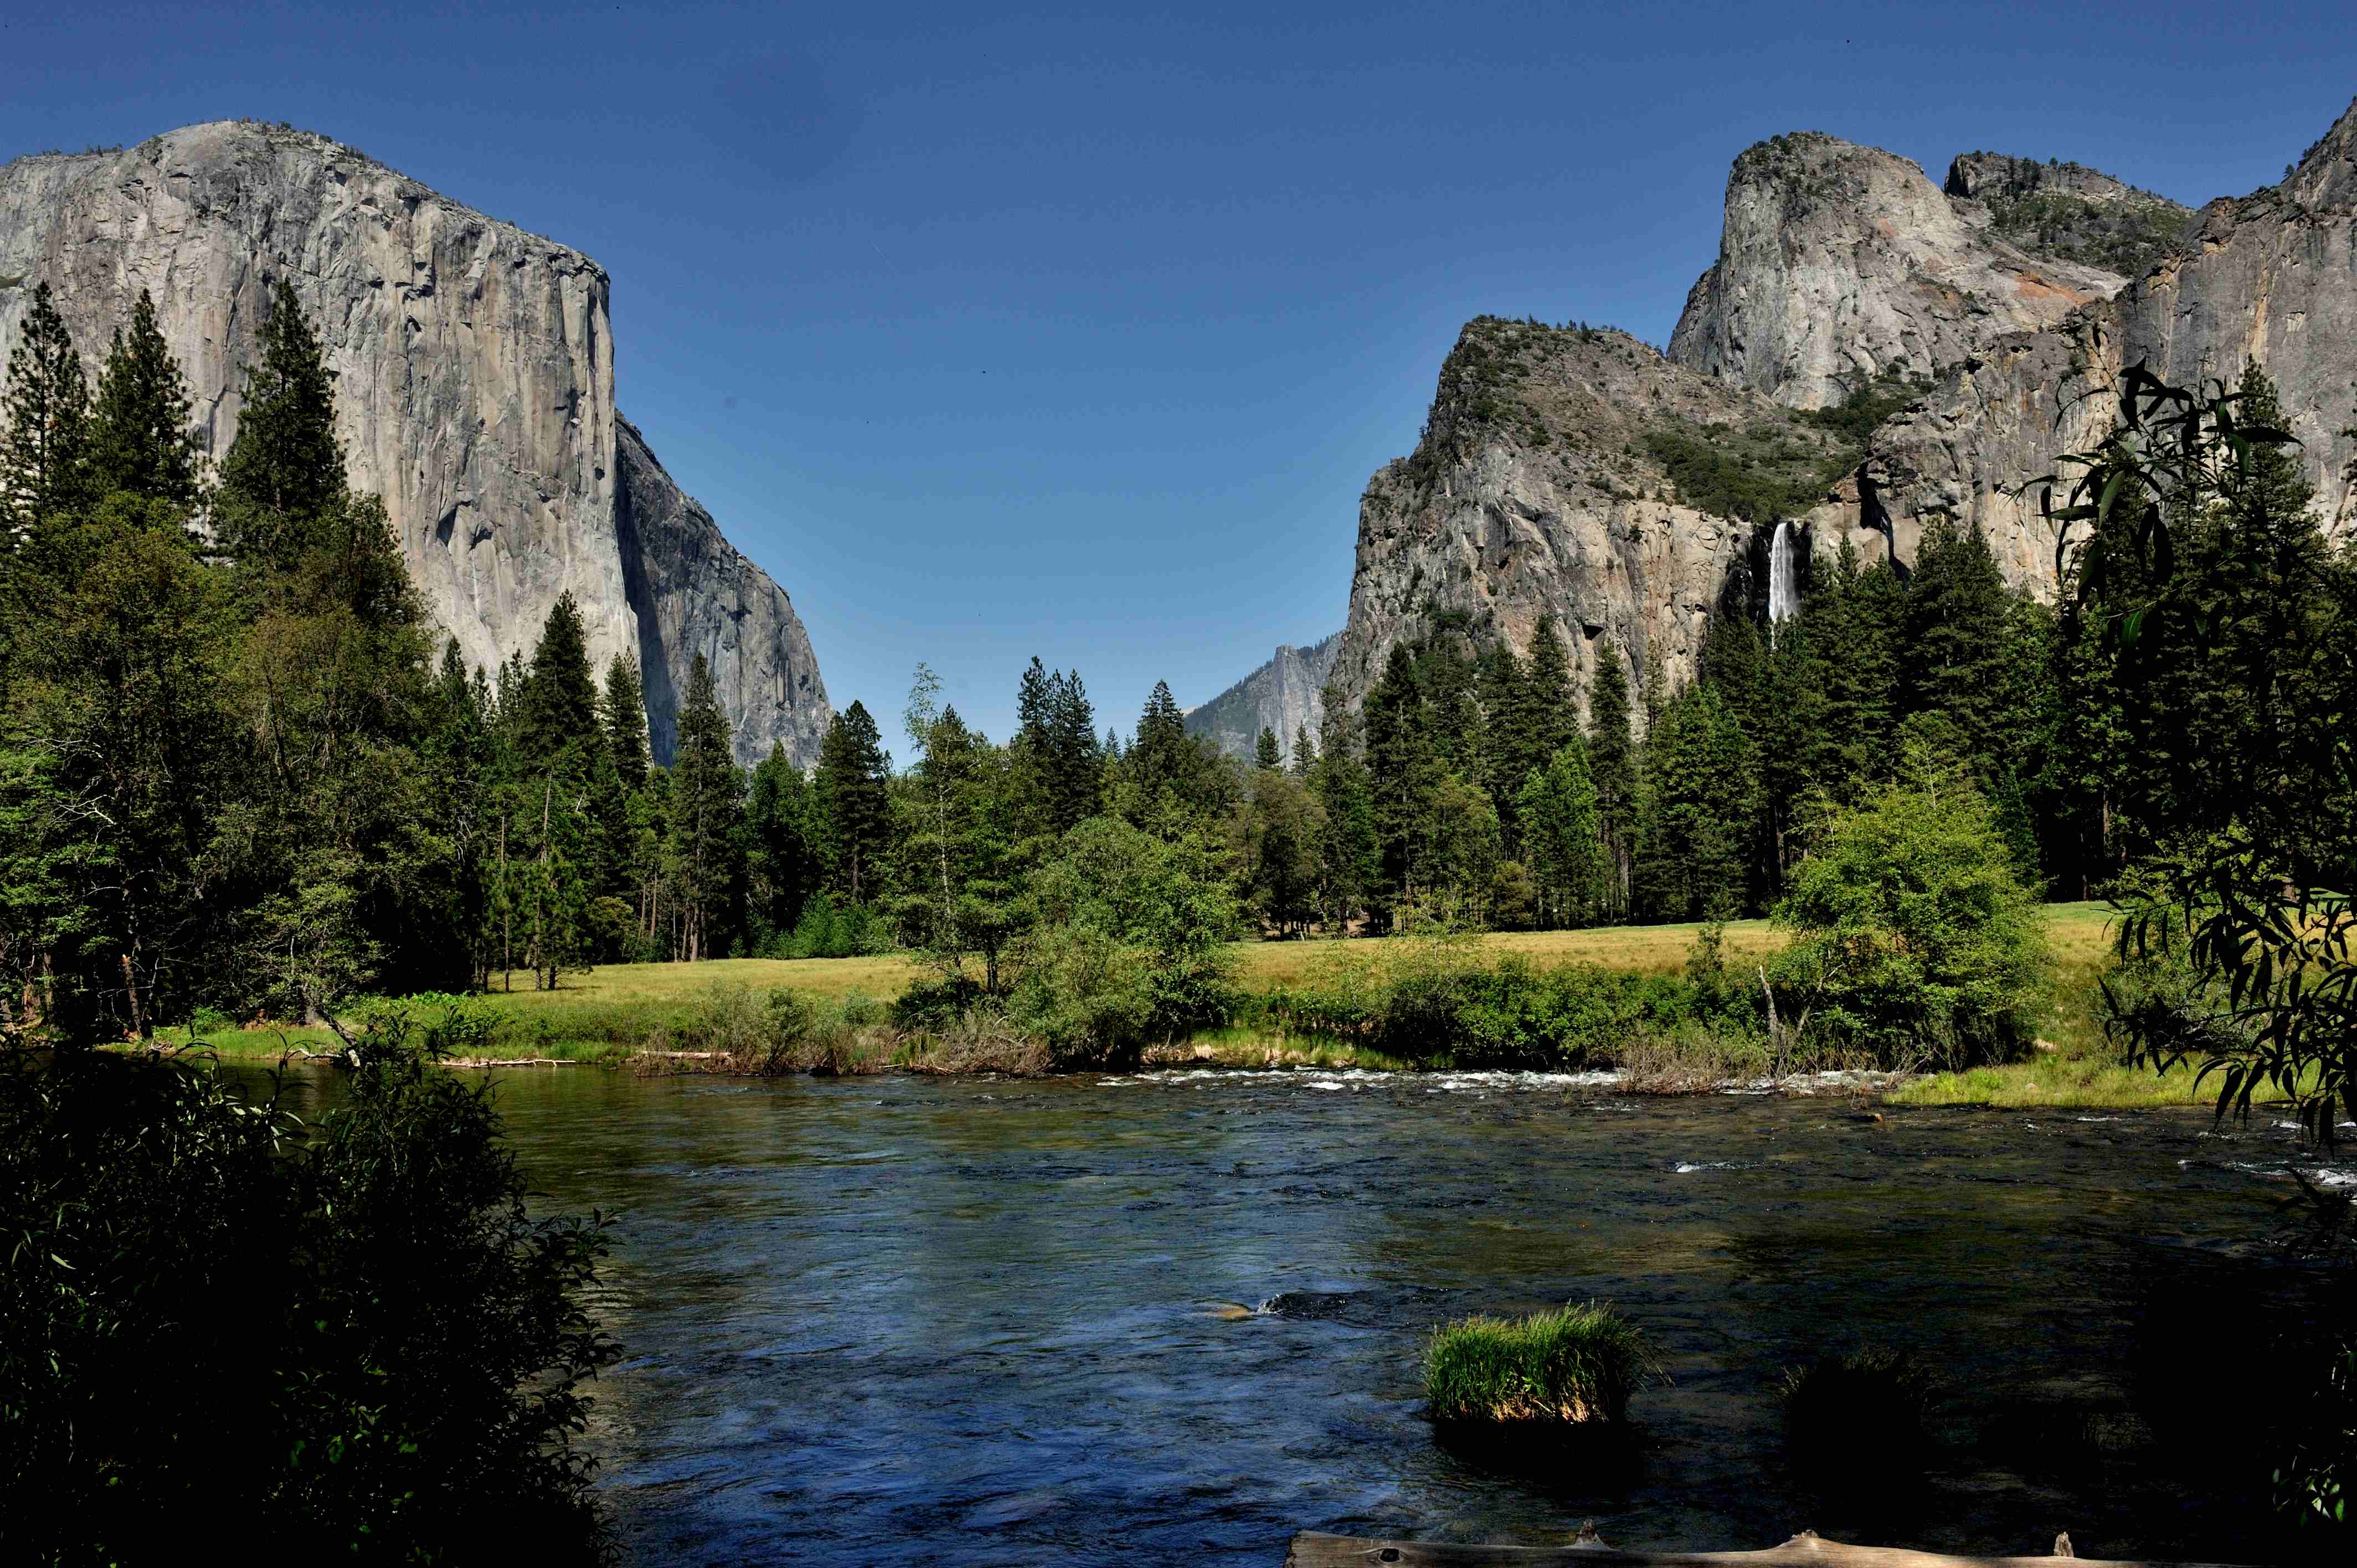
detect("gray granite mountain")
(0, 120), (829, 765)
(1330, 102), (2354, 724)
(1329, 318), (1866, 731)
(1184, 632), (1342, 760)
(1666, 131), (2169, 410)
(1870, 96), (2357, 585)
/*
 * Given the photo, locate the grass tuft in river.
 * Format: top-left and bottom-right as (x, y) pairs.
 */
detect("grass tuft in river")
(1423, 1301), (1650, 1426)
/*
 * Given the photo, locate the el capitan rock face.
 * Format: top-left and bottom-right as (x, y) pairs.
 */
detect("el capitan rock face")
(0, 120), (830, 765)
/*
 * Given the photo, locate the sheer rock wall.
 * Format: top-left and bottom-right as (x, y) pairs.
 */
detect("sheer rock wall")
(0, 120), (831, 764)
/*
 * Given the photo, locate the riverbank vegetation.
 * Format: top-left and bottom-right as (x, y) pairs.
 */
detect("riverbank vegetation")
(0, 1020), (617, 1560)
(1, 276), (2348, 1105)
(1424, 1302), (1650, 1426)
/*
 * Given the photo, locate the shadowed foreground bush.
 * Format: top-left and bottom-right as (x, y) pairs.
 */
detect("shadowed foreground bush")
(1423, 1302), (1650, 1425)
(0, 1015), (619, 1563)
(1779, 1345), (1936, 1469)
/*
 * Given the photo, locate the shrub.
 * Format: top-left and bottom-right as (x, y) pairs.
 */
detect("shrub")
(1771, 755), (2049, 1069)
(1255, 935), (1753, 1069)
(1424, 1302), (1650, 1425)
(0, 1029), (617, 1561)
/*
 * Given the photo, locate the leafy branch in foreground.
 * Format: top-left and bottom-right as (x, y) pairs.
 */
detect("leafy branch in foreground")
(2045, 357), (2357, 1144)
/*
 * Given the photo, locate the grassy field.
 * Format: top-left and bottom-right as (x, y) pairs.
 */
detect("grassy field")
(171, 901), (2251, 1111)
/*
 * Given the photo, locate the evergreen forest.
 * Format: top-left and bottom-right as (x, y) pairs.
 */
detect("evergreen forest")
(5, 274), (2355, 1059)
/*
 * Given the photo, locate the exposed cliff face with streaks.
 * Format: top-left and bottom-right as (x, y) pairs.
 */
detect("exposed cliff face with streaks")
(0, 120), (831, 764)
(1184, 633), (1342, 761)
(1666, 132), (2132, 411)
(1872, 97), (2357, 585)
(1331, 102), (2357, 719)
(1329, 319), (1864, 729)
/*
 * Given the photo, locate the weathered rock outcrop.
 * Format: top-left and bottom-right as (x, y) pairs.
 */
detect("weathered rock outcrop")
(0, 120), (830, 764)
(1185, 632), (1342, 760)
(1667, 131), (2133, 409)
(1945, 152), (2192, 279)
(1332, 104), (2357, 721)
(1872, 96), (2357, 580)
(1329, 318), (1866, 728)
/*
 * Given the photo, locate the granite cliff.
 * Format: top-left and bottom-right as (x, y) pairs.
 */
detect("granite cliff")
(1327, 318), (1869, 730)
(1329, 99), (2355, 723)
(1184, 632), (1342, 760)
(0, 120), (829, 765)
(1871, 97), (2357, 582)
(1665, 131), (2157, 410)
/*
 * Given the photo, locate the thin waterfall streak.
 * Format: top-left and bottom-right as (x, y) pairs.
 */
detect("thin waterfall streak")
(1767, 520), (1800, 627)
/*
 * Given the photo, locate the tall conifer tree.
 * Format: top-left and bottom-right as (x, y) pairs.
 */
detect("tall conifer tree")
(85, 290), (201, 507)
(1, 281), (90, 527)
(668, 654), (745, 960)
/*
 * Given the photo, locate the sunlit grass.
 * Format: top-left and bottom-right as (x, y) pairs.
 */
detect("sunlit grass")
(156, 902), (2250, 1109)
(1423, 1302), (1649, 1425)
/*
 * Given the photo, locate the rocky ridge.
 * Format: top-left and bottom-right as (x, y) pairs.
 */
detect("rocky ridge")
(1667, 131), (2137, 410)
(1872, 96), (2357, 578)
(1328, 318), (1881, 730)
(1329, 99), (2357, 722)
(0, 121), (830, 765)
(1183, 632), (1342, 761)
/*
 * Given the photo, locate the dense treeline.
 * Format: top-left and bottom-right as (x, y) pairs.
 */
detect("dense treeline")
(5, 274), (2351, 1055)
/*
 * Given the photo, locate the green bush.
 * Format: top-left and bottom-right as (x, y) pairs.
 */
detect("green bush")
(1424, 1302), (1650, 1425)
(1771, 756), (2049, 1069)
(0, 1029), (617, 1561)
(764, 894), (894, 960)
(1254, 936), (1753, 1068)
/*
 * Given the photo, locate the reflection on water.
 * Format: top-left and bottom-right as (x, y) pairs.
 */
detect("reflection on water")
(253, 1065), (2332, 1564)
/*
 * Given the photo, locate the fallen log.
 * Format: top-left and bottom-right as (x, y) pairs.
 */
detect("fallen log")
(1285, 1526), (2257, 1568)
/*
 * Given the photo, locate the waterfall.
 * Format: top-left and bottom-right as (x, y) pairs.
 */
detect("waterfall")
(1766, 520), (1802, 625)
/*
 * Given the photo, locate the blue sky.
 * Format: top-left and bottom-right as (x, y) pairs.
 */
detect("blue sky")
(3, 2), (2350, 746)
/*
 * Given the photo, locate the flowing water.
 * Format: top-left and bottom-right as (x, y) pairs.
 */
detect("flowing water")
(1767, 520), (1802, 625)
(265, 1065), (2342, 1564)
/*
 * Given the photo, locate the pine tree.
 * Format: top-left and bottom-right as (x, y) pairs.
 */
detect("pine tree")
(1634, 682), (1752, 921)
(668, 654), (745, 960)
(1131, 679), (1191, 804)
(1516, 740), (1602, 927)
(1525, 615), (1578, 763)
(85, 291), (201, 507)
(217, 278), (343, 523)
(1901, 520), (2012, 766)
(815, 700), (889, 902)
(746, 742), (820, 943)
(515, 593), (600, 773)
(1816, 547), (1905, 794)
(1586, 646), (1638, 920)
(1, 281), (91, 528)
(1046, 668), (1100, 827)
(1254, 725), (1282, 772)
(1290, 724), (1315, 778)
(601, 656), (650, 791)
(1362, 643), (1438, 914)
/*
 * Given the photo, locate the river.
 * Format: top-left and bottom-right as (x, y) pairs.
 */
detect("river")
(271, 1065), (2338, 1563)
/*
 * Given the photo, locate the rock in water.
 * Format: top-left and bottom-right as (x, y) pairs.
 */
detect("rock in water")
(1184, 632), (1342, 761)
(0, 121), (831, 765)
